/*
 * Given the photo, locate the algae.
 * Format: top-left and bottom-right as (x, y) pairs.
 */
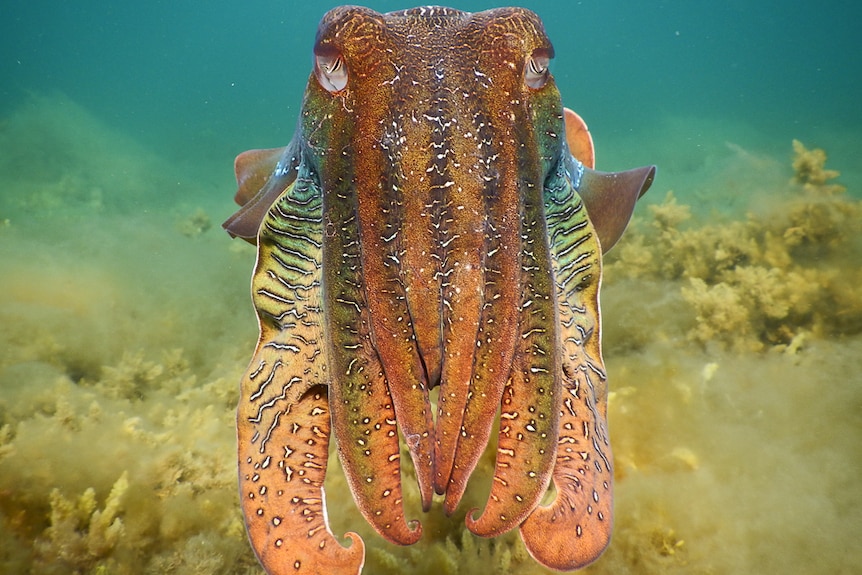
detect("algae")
(1, 97), (861, 574)
(605, 141), (862, 352)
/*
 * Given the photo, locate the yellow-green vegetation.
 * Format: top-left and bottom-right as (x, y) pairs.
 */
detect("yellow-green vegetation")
(605, 140), (862, 352)
(1, 98), (860, 574)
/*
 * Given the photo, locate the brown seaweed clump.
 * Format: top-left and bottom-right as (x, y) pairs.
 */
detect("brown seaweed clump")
(0, 351), (261, 575)
(605, 140), (862, 352)
(791, 139), (844, 194)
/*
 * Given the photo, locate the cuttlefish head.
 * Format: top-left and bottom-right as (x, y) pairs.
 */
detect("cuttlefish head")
(224, 6), (654, 255)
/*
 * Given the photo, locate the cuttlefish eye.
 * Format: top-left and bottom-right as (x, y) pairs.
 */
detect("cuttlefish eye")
(524, 49), (551, 89)
(314, 49), (348, 93)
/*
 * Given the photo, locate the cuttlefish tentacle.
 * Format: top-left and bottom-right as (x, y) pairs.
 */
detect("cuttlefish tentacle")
(236, 179), (365, 574)
(323, 169), (425, 546)
(433, 8), (550, 516)
(465, 167), (561, 536)
(519, 160), (614, 570)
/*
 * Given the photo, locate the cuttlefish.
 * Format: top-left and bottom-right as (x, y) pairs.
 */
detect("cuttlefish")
(224, 6), (655, 574)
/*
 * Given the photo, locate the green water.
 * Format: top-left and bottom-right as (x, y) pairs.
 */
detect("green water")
(1, 2), (860, 574)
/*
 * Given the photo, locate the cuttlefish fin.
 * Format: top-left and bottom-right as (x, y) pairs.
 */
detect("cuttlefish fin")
(563, 107), (655, 253)
(222, 146), (294, 243)
(234, 147), (287, 206)
(563, 107), (595, 169)
(577, 165), (656, 253)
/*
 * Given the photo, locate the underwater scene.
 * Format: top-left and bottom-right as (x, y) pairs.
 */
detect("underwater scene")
(1, 1), (860, 574)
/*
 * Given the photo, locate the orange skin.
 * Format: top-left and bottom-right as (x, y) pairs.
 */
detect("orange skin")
(224, 6), (654, 574)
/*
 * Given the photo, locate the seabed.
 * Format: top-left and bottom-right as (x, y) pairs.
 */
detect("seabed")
(1, 96), (860, 575)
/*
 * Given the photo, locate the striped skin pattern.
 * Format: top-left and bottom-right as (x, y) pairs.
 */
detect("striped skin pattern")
(518, 155), (614, 570)
(236, 157), (368, 573)
(224, 6), (654, 575)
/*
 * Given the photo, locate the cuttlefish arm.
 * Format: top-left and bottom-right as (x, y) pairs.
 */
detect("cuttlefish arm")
(235, 170), (365, 574)
(461, 107), (653, 568)
(515, 154), (613, 570)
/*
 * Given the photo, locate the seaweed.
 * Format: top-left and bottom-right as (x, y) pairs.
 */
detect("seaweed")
(36, 472), (128, 571)
(606, 140), (862, 352)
